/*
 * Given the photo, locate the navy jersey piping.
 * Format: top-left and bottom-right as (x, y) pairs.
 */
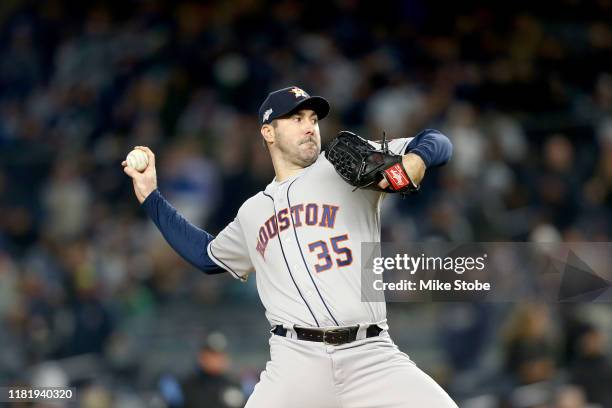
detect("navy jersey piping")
(286, 179), (340, 326)
(262, 192), (320, 327)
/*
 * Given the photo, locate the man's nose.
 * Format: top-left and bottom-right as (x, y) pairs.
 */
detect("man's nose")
(303, 122), (315, 135)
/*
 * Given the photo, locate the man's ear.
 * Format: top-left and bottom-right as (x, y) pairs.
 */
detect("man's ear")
(261, 124), (275, 145)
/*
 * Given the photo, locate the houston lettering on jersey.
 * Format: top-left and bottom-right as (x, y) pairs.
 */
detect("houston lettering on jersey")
(256, 203), (339, 259)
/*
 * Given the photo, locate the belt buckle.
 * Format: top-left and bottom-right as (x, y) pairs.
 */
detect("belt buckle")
(323, 327), (349, 345)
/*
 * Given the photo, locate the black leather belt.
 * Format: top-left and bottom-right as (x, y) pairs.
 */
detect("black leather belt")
(272, 324), (383, 345)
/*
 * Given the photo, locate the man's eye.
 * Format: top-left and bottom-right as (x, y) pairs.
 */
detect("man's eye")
(293, 116), (301, 122)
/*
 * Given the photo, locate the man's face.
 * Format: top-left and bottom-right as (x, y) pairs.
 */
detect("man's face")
(267, 109), (321, 167)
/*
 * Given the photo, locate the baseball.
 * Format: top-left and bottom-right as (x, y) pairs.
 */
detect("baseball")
(126, 149), (149, 172)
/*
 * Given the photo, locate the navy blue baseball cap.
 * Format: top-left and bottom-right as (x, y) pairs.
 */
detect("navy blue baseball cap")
(258, 86), (330, 125)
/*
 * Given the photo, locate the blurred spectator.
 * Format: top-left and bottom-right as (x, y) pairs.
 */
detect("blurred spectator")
(534, 135), (581, 230)
(80, 384), (113, 408)
(171, 332), (244, 408)
(554, 386), (587, 408)
(30, 361), (69, 388)
(569, 326), (612, 406)
(0, 250), (20, 319)
(444, 101), (488, 181)
(503, 304), (557, 385)
(0, 22), (41, 98)
(160, 138), (220, 225)
(41, 161), (92, 240)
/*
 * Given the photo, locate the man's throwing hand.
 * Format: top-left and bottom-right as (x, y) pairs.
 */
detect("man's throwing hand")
(122, 146), (158, 204)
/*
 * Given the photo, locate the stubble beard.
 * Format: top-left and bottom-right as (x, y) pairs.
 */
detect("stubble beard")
(278, 134), (320, 168)
(297, 138), (320, 166)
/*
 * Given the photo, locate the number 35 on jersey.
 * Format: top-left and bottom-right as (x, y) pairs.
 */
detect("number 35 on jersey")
(255, 202), (353, 272)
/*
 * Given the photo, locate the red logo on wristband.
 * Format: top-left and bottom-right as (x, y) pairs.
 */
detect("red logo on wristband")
(384, 164), (410, 190)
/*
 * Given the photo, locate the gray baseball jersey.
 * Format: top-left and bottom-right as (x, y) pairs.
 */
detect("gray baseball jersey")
(206, 136), (458, 407)
(207, 138), (411, 328)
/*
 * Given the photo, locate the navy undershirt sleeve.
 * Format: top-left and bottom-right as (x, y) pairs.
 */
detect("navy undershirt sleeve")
(140, 189), (224, 275)
(405, 129), (453, 168)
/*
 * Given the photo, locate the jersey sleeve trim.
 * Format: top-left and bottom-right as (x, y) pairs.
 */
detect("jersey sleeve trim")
(405, 129), (453, 168)
(206, 240), (248, 282)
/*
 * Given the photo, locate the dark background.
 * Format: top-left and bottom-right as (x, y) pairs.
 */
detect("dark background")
(1, 0), (611, 407)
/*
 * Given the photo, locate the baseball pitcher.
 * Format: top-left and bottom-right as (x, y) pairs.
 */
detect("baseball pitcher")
(123, 86), (458, 407)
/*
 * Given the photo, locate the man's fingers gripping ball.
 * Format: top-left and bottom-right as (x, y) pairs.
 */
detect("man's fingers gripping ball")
(126, 149), (149, 172)
(134, 146), (156, 167)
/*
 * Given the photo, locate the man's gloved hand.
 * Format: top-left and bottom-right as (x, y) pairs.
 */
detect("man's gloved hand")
(325, 131), (420, 195)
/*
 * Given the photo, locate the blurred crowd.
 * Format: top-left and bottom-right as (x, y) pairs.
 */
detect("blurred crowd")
(1, 0), (612, 407)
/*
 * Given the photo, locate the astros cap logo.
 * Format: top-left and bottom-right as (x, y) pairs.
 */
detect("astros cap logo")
(258, 86), (329, 125)
(289, 87), (309, 98)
